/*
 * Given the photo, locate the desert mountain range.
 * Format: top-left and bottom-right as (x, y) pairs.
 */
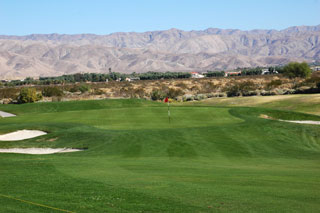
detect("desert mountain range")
(0, 25), (320, 79)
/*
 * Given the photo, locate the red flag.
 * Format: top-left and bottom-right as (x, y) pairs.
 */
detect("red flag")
(164, 97), (169, 103)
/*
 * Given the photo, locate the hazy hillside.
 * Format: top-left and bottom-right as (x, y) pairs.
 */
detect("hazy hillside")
(0, 25), (319, 79)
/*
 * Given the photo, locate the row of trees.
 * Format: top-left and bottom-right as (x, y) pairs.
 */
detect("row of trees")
(1, 62), (314, 87)
(205, 71), (225, 77)
(2, 72), (192, 87)
(139, 72), (191, 80)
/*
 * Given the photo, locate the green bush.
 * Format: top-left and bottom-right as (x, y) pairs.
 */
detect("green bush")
(226, 85), (241, 97)
(150, 89), (165, 101)
(69, 84), (91, 93)
(79, 84), (91, 93)
(42, 87), (64, 97)
(69, 86), (79, 93)
(17, 88), (42, 104)
(283, 62), (311, 78)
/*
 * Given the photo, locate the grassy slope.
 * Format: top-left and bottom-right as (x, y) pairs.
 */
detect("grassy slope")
(0, 99), (320, 212)
(195, 94), (320, 116)
(191, 94), (320, 115)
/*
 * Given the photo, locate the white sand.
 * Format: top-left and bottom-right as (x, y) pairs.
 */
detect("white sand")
(260, 114), (320, 125)
(0, 148), (82, 154)
(0, 111), (16, 118)
(279, 119), (320, 125)
(0, 130), (47, 141)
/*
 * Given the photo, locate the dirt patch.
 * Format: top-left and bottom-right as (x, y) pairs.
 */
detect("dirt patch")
(259, 114), (274, 119)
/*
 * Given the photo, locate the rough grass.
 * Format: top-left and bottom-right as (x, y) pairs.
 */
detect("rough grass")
(0, 99), (320, 212)
(197, 94), (320, 115)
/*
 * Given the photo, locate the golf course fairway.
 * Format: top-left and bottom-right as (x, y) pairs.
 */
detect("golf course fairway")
(0, 99), (320, 212)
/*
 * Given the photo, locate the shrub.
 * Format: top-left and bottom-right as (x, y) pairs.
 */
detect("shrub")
(201, 81), (218, 93)
(133, 87), (145, 98)
(226, 85), (241, 97)
(182, 94), (194, 102)
(79, 84), (91, 93)
(42, 87), (64, 97)
(0, 88), (19, 99)
(267, 79), (282, 89)
(283, 62), (311, 78)
(226, 81), (256, 97)
(92, 88), (104, 95)
(261, 90), (277, 96)
(150, 89), (165, 101)
(69, 86), (79, 93)
(238, 81), (256, 92)
(17, 88), (42, 104)
(167, 88), (184, 99)
(175, 82), (188, 89)
(242, 91), (258, 96)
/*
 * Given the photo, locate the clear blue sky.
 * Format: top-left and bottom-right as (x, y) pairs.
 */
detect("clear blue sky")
(0, 0), (319, 35)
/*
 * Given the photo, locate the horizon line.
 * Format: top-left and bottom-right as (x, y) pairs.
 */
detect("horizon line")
(0, 24), (319, 37)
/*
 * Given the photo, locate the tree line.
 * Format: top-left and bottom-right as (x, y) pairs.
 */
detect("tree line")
(0, 62), (314, 87)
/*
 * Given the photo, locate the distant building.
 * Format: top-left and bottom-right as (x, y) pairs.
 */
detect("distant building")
(311, 66), (320, 71)
(125, 77), (140, 82)
(261, 68), (269, 75)
(191, 72), (205, 78)
(224, 71), (242, 77)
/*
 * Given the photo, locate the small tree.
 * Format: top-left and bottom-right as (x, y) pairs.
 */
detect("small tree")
(42, 87), (64, 97)
(17, 88), (41, 104)
(283, 62), (311, 78)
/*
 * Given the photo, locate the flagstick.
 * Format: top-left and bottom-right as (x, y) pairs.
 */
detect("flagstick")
(168, 101), (171, 124)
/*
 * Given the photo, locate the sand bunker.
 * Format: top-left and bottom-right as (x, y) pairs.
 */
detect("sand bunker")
(0, 148), (82, 155)
(260, 114), (320, 125)
(278, 119), (320, 125)
(0, 111), (16, 118)
(0, 130), (47, 141)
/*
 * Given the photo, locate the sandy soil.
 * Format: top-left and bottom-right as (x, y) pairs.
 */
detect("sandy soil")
(0, 130), (47, 141)
(0, 111), (16, 118)
(0, 148), (82, 154)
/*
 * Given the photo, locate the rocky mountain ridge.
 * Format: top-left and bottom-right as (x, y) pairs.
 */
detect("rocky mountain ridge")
(0, 25), (319, 79)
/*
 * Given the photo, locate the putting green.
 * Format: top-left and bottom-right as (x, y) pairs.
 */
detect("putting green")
(0, 99), (320, 212)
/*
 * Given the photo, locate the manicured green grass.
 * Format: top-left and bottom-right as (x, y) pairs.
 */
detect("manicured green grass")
(1, 99), (320, 212)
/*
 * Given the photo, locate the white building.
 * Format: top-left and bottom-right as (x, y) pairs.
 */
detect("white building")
(191, 72), (205, 78)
